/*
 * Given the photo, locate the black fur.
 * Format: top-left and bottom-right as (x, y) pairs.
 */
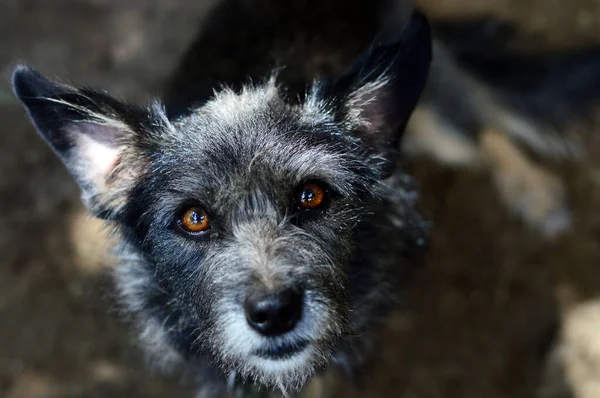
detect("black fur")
(422, 17), (600, 152)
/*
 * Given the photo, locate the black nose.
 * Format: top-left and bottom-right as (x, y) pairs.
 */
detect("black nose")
(245, 288), (303, 336)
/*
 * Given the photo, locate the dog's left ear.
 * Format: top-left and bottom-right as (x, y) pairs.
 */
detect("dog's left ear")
(324, 10), (432, 172)
(12, 66), (159, 219)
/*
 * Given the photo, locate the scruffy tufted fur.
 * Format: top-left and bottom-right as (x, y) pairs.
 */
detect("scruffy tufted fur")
(12, 4), (431, 396)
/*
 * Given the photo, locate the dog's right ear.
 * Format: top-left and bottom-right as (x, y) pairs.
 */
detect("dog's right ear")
(12, 66), (161, 219)
(319, 10), (432, 176)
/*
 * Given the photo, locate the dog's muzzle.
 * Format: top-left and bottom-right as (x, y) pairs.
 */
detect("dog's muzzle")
(244, 287), (306, 359)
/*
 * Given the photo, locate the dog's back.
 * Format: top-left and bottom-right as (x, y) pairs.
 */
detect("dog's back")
(420, 18), (600, 159)
(406, 17), (600, 235)
(163, 0), (397, 120)
(167, 4), (600, 159)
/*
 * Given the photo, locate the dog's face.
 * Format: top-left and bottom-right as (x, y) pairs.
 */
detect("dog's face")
(13, 12), (430, 392)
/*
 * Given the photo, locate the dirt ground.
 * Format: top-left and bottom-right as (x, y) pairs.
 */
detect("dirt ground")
(3, 0), (600, 397)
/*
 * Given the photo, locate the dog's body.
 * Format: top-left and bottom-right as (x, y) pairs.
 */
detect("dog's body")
(167, 1), (600, 238)
(406, 18), (600, 235)
(163, 0), (402, 119)
(13, 1), (431, 396)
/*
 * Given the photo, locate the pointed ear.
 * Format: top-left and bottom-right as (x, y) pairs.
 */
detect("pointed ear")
(325, 11), (432, 171)
(12, 66), (153, 219)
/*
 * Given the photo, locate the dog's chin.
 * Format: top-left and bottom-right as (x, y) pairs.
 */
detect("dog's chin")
(238, 341), (329, 392)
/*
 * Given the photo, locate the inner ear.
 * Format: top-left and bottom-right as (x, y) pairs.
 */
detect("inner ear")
(68, 122), (126, 190)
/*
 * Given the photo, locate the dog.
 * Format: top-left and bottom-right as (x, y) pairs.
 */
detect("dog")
(12, 1), (431, 395)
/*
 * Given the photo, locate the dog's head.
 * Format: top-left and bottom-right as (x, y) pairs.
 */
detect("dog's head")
(12, 12), (430, 392)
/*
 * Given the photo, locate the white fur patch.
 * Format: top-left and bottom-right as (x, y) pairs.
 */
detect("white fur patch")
(214, 296), (331, 393)
(77, 132), (121, 183)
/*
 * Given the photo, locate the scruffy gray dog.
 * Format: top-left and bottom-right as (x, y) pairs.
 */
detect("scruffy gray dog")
(12, 1), (431, 396)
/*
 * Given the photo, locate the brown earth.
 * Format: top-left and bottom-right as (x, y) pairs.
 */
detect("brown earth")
(2, 0), (600, 397)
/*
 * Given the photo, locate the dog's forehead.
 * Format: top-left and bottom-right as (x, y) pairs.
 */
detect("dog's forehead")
(158, 85), (363, 194)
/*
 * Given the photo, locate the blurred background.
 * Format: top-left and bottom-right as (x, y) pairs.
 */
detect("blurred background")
(3, 0), (600, 397)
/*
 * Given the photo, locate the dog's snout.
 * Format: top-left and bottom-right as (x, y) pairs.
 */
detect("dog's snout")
(245, 288), (303, 336)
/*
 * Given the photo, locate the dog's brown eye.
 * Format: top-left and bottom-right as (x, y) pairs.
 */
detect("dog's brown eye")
(298, 183), (327, 209)
(178, 207), (210, 233)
